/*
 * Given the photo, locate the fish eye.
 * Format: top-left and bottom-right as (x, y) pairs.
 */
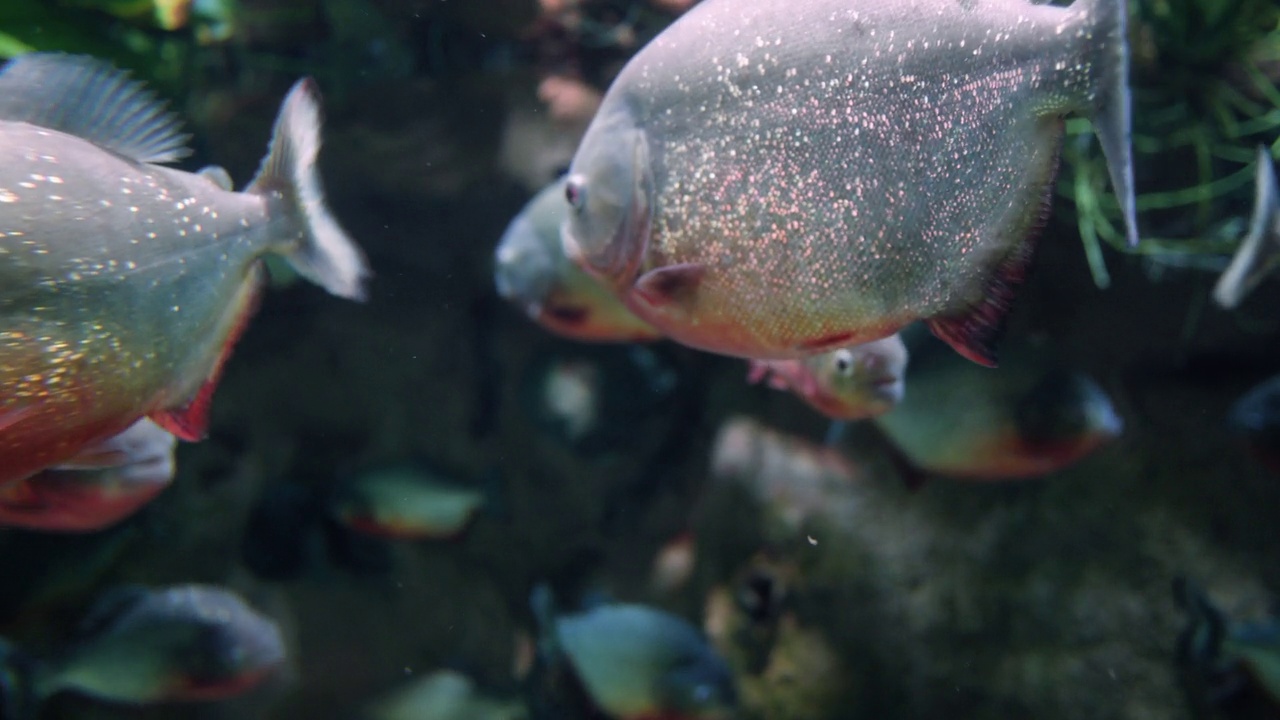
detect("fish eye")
(833, 349), (854, 375)
(565, 176), (587, 212)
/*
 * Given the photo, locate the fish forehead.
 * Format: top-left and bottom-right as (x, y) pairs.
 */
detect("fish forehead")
(0, 121), (265, 285)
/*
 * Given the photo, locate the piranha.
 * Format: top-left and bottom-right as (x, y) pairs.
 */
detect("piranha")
(746, 334), (907, 420)
(1214, 146), (1280, 310)
(364, 668), (529, 720)
(35, 584), (286, 705)
(1227, 373), (1280, 475)
(329, 462), (498, 540)
(871, 336), (1123, 483)
(532, 585), (737, 720)
(561, 0), (1138, 365)
(496, 177), (661, 343)
(0, 418), (176, 533)
(0, 53), (369, 487)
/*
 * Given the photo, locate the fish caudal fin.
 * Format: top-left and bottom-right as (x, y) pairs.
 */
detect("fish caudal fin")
(1213, 147), (1280, 309)
(248, 78), (370, 301)
(1073, 0), (1139, 247)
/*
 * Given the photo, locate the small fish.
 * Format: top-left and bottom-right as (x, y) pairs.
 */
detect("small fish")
(871, 338), (1123, 482)
(532, 585), (737, 720)
(329, 462), (496, 540)
(0, 418), (175, 533)
(560, 0), (1137, 365)
(1214, 146), (1280, 309)
(495, 177), (660, 343)
(1228, 374), (1280, 474)
(37, 584), (286, 704)
(0, 53), (369, 486)
(364, 668), (528, 720)
(746, 334), (907, 420)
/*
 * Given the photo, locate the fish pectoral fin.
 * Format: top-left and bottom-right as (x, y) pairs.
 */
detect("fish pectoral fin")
(926, 237), (1038, 368)
(634, 263), (705, 312)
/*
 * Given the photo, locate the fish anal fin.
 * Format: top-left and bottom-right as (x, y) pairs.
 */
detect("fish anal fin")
(0, 53), (190, 164)
(149, 270), (265, 442)
(150, 383), (216, 442)
(634, 263), (705, 310)
(926, 232), (1040, 368)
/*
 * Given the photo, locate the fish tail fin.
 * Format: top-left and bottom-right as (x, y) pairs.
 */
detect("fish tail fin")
(248, 78), (370, 301)
(1214, 147), (1280, 309)
(1071, 0), (1139, 248)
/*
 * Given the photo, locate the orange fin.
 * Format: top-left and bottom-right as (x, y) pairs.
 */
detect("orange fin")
(149, 275), (264, 442)
(150, 380), (217, 442)
(634, 263), (705, 310)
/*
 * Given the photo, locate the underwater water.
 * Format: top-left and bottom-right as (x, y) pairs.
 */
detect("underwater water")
(1, 0), (1280, 718)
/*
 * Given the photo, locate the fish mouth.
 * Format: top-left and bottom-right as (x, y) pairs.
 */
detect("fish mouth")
(865, 376), (904, 402)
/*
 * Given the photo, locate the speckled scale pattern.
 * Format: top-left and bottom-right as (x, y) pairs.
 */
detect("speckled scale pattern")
(598, 0), (1113, 358)
(0, 123), (271, 483)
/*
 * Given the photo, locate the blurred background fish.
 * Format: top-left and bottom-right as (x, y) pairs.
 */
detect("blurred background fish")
(33, 584), (286, 706)
(531, 584), (737, 720)
(328, 461), (500, 541)
(746, 335), (908, 421)
(363, 668), (528, 720)
(869, 333), (1124, 485)
(495, 177), (661, 343)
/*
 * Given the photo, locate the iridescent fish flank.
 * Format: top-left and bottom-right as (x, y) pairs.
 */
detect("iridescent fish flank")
(562, 0), (1138, 364)
(0, 53), (369, 486)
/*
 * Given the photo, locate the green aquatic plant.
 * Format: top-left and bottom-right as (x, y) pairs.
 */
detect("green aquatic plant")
(1059, 0), (1280, 287)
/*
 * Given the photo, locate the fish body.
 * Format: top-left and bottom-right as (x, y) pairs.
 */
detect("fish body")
(561, 0), (1137, 364)
(746, 334), (907, 420)
(0, 418), (175, 532)
(40, 584), (286, 704)
(496, 178), (660, 343)
(0, 53), (368, 486)
(871, 339), (1122, 480)
(534, 588), (737, 720)
(329, 463), (492, 540)
(1214, 147), (1280, 309)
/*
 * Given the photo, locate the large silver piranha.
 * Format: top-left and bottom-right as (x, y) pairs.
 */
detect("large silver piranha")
(0, 53), (369, 486)
(561, 0), (1138, 364)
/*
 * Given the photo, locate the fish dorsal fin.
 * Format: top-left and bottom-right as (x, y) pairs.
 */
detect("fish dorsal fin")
(0, 53), (191, 164)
